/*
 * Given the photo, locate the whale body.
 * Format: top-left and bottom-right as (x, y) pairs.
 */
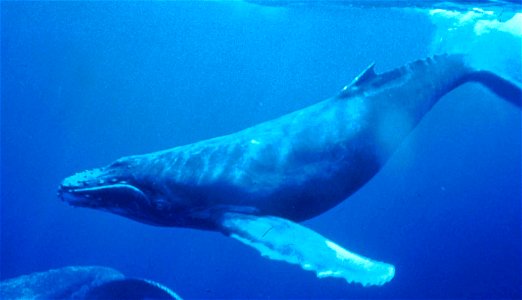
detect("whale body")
(59, 54), (521, 286)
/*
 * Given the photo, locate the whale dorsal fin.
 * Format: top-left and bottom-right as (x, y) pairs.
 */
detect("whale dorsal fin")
(338, 62), (376, 98)
(353, 62), (377, 85)
(218, 212), (395, 286)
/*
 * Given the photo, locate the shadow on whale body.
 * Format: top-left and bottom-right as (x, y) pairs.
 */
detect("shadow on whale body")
(0, 266), (182, 300)
(84, 278), (180, 300)
(58, 54), (521, 287)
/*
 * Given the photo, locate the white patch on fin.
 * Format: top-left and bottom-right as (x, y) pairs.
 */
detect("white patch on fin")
(220, 212), (395, 286)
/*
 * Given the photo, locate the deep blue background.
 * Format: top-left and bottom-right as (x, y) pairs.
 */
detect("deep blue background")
(1, 2), (520, 299)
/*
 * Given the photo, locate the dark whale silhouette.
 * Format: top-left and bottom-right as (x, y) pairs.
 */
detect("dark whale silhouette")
(0, 266), (182, 299)
(58, 54), (521, 286)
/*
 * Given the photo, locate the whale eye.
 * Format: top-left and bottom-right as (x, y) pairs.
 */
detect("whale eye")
(153, 198), (171, 210)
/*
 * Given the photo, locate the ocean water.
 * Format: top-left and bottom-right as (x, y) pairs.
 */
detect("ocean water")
(1, 1), (521, 299)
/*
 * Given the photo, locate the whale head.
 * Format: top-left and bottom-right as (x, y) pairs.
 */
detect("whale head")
(58, 155), (184, 226)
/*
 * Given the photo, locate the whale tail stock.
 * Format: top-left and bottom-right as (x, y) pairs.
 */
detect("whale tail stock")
(462, 69), (521, 108)
(442, 52), (521, 108)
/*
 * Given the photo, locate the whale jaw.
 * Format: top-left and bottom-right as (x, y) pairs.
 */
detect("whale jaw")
(59, 183), (147, 209)
(57, 166), (149, 212)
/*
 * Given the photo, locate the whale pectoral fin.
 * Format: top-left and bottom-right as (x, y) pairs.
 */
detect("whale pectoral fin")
(218, 212), (395, 286)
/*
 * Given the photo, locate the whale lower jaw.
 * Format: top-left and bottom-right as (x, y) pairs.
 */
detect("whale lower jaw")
(59, 184), (147, 208)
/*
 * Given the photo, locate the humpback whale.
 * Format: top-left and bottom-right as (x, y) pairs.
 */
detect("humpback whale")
(58, 54), (521, 287)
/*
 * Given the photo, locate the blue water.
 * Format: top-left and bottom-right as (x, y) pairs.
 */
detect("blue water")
(1, 1), (520, 299)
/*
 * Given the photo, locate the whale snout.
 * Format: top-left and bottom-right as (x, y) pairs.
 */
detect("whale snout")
(58, 162), (179, 226)
(59, 168), (102, 205)
(60, 168), (123, 189)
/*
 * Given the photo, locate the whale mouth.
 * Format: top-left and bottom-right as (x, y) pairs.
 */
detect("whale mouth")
(58, 168), (147, 209)
(59, 184), (147, 208)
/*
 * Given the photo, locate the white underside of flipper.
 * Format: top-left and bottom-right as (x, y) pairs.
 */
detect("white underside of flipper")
(219, 212), (395, 286)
